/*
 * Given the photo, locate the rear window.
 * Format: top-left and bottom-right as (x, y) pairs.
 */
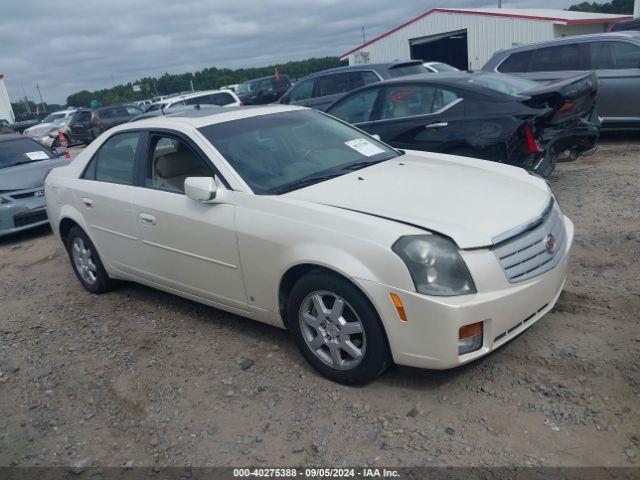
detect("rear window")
(387, 64), (428, 78)
(467, 73), (538, 96)
(0, 138), (53, 169)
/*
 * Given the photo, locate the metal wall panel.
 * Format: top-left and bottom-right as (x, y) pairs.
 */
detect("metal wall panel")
(347, 12), (579, 69)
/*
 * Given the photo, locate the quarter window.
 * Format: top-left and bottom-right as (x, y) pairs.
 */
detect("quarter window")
(589, 41), (640, 69)
(497, 51), (533, 73)
(82, 132), (140, 185)
(145, 135), (211, 193)
(327, 89), (379, 124)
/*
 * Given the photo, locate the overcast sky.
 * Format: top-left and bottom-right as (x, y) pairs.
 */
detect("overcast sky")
(1, 0), (578, 104)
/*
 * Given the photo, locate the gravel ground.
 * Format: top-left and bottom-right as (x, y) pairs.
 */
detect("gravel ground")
(0, 137), (638, 470)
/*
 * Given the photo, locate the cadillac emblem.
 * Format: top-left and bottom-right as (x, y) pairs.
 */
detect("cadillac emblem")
(545, 233), (556, 254)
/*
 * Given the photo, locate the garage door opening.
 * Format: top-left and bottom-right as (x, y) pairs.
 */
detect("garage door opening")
(410, 30), (469, 70)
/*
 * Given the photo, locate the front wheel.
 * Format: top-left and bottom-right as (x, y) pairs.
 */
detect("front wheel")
(287, 270), (390, 384)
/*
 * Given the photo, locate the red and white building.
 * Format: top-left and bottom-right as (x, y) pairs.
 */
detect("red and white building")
(340, 8), (632, 70)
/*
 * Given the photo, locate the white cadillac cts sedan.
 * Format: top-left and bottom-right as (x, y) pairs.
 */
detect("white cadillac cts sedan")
(45, 105), (573, 384)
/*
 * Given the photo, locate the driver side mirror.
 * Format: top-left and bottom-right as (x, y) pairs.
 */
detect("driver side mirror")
(184, 176), (228, 204)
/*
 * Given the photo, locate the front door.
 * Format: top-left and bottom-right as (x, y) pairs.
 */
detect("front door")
(131, 132), (247, 311)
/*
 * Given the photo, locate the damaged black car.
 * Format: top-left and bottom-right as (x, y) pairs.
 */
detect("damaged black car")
(324, 71), (600, 177)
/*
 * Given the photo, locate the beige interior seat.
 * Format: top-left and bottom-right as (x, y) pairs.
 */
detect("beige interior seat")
(154, 143), (207, 191)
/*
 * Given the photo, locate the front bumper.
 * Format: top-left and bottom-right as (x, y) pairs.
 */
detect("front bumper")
(0, 188), (49, 237)
(355, 217), (574, 370)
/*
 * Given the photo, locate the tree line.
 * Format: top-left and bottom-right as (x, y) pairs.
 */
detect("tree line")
(66, 56), (345, 107)
(568, 0), (634, 13)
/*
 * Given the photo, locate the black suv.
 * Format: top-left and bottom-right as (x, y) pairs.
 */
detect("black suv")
(279, 61), (427, 111)
(235, 75), (292, 105)
(68, 105), (142, 144)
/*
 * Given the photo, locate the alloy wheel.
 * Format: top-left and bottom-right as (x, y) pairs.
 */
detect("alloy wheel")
(298, 290), (366, 370)
(71, 237), (98, 285)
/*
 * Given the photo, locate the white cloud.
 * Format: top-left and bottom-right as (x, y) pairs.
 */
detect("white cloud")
(1, 0), (578, 104)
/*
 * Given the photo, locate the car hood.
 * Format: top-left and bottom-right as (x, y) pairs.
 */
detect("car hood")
(0, 157), (69, 191)
(24, 123), (54, 137)
(285, 151), (552, 249)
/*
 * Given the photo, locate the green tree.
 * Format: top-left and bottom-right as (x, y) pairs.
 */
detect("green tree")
(66, 56), (346, 107)
(568, 0), (633, 13)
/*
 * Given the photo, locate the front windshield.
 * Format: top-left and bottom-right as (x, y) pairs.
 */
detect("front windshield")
(0, 138), (53, 169)
(42, 113), (65, 123)
(198, 109), (399, 195)
(236, 80), (258, 95)
(468, 73), (538, 96)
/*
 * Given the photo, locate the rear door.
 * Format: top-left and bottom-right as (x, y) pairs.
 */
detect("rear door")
(72, 131), (142, 274)
(360, 83), (464, 152)
(586, 40), (640, 122)
(130, 130), (247, 310)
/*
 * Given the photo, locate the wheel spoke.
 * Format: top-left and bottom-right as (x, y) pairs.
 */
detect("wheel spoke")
(302, 311), (319, 326)
(328, 342), (342, 367)
(312, 293), (329, 316)
(309, 334), (324, 350)
(340, 339), (362, 360)
(340, 321), (362, 335)
(329, 298), (344, 322)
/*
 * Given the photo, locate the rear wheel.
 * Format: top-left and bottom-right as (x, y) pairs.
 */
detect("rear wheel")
(65, 226), (117, 294)
(288, 270), (390, 385)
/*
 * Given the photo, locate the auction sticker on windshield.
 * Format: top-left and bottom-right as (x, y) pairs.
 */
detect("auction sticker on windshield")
(24, 151), (50, 160)
(345, 138), (385, 157)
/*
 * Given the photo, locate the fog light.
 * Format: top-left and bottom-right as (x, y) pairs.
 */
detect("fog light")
(458, 321), (483, 355)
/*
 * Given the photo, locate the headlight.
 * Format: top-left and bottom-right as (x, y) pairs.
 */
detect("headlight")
(392, 235), (476, 296)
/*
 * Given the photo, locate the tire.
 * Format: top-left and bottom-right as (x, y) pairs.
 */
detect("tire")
(287, 270), (390, 385)
(65, 226), (117, 294)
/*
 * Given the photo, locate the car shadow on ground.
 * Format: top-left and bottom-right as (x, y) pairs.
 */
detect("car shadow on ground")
(0, 224), (52, 247)
(113, 279), (478, 389)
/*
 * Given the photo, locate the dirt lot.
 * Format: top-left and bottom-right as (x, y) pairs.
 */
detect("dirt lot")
(0, 137), (638, 470)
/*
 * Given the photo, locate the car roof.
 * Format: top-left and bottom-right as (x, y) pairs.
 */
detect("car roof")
(495, 31), (640, 54)
(299, 60), (423, 80)
(240, 74), (289, 83)
(115, 105), (306, 131)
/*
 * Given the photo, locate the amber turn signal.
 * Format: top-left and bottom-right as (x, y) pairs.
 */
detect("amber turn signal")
(389, 293), (407, 322)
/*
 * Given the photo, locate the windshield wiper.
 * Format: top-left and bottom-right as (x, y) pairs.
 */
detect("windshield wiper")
(271, 172), (345, 194)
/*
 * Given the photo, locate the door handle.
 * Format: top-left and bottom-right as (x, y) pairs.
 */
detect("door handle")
(425, 122), (448, 129)
(81, 197), (93, 208)
(139, 213), (156, 226)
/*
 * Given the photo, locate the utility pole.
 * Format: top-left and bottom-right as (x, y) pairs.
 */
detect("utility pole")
(498, 0), (502, 7)
(634, 0), (639, 18)
(362, 26), (366, 44)
(35, 83), (45, 111)
(190, 79), (195, 92)
(111, 73), (119, 103)
(20, 84), (31, 113)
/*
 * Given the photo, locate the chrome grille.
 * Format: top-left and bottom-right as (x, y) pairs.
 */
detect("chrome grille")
(492, 200), (567, 283)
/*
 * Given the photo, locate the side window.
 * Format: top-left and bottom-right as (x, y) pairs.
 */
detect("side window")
(327, 89), (379, 124)
(76, 111), (91, 122)
(126, 106), (142, 116)
(145, 135), (211, 193)
(348, 71), (380, 90)
(315, 73), (351, 97)
(82, 132), (140, 185)
(166, 100), (186, 110)
(590, 41), (640, 69)
(529, 44), (582, 71)
(211, 92), (235, 106)
(497, 51), (532, 73)
(288, 79), (315, 102)
(380, 85), (455, 119)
